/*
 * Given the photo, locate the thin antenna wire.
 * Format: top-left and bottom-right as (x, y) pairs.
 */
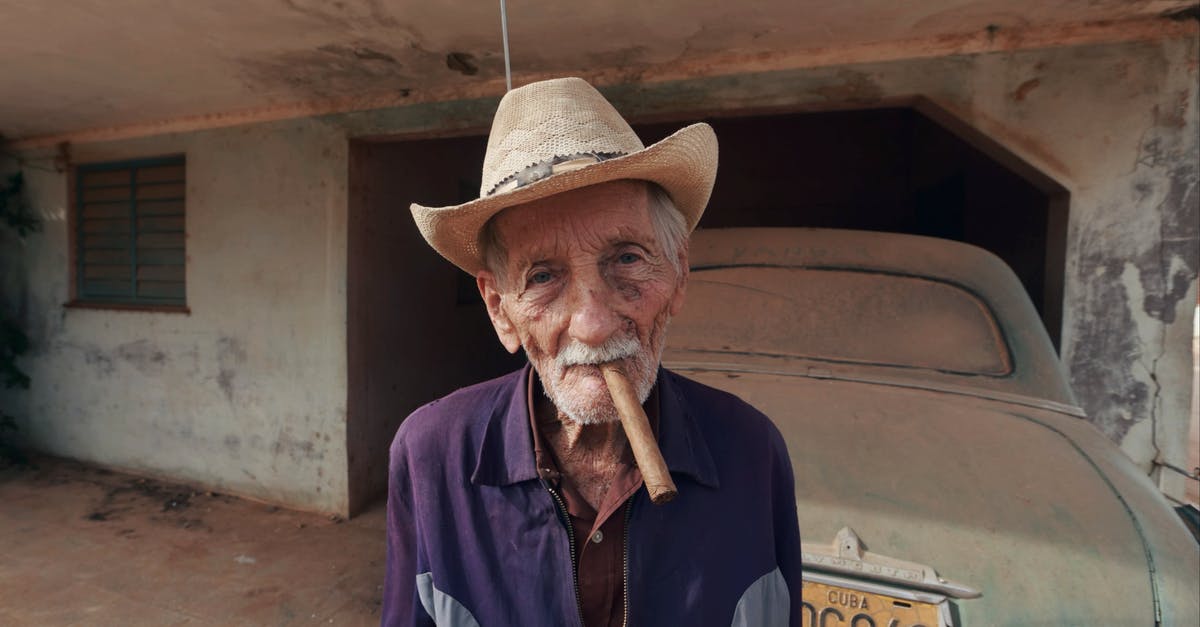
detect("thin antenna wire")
(499, 0), (513, 91)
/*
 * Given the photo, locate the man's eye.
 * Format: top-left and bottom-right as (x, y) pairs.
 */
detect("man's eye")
(617, 252), (640, 264)
(529, 271), (553, 285)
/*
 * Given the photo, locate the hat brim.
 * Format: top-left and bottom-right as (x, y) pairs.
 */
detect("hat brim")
(410, 122), (718, 275)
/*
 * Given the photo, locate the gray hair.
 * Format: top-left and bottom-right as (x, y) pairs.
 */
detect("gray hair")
(480, 181), (688, 285)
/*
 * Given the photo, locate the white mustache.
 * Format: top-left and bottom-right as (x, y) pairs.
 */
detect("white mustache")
(555, 335), (640, 368)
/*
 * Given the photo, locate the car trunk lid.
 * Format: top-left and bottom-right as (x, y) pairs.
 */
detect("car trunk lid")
(674, 368), (1157, 625)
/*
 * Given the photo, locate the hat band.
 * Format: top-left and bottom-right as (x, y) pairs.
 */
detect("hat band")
(487, 151), (627, 197)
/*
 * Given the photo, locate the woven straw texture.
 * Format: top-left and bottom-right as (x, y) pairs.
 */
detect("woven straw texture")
(410, 77), (718, 275)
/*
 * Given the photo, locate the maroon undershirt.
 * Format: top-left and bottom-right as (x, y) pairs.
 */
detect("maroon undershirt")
(528, 372), (659, 627)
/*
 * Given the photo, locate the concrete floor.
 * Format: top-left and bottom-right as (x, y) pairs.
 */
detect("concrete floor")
(0, 457), (384, 626)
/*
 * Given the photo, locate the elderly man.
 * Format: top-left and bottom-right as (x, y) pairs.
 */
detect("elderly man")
(383, 77), (802, 626)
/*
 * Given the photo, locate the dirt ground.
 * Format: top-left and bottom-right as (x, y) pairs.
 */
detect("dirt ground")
(0, 457), (384, 626)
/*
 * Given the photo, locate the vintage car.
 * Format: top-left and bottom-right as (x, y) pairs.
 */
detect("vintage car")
(663, 228), (1199, 626)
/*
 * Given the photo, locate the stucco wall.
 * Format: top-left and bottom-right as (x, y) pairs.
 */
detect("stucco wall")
(2, 35), (1196, 510)
(1, 117), (350, 514)
(335, 36), (1199, 496)
(957, 39), (1198, 497)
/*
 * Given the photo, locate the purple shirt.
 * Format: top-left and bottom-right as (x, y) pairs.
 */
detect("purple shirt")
(382, 365), (802, 626)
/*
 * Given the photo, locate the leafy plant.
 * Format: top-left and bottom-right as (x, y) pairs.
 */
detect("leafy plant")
(0, 170), (38, 467)
(1, 172), (39, 237)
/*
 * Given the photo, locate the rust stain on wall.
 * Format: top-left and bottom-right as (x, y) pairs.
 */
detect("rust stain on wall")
(1011, 77), (1042, 101)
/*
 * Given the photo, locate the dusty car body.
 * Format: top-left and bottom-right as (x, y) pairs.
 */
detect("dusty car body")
(663, 228), (1199, 626)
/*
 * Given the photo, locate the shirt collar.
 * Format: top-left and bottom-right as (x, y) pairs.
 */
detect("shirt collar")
(471, 363), (720, 490)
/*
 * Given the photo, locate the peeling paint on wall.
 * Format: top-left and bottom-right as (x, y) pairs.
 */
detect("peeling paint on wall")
(1067, 258), (1153, 443)
(1062, 44), (1199, 485)
(1068, 149), (1197, 445)
(0, 117), (351, 515)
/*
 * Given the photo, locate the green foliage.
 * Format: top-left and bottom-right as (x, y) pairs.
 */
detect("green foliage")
(0, 169), (37, 467)
(1, 172), (40, 237)
(1, 316), (31, 391)
(0, 413), (26, 467)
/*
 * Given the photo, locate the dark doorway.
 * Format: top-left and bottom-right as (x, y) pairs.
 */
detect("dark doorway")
(637, 106), (1067, 347)
(346, 137), (523, 514)
(346, 105), (1067, 513)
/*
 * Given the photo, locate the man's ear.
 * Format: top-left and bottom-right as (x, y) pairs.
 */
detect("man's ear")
(669, 244), (689, 316)
(477, 271), (522, 354)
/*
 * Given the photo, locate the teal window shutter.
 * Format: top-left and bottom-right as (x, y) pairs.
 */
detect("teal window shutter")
(76, 156), (186, 306)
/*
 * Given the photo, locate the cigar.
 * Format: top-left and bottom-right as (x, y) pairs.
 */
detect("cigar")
(600, 363), (678, 504)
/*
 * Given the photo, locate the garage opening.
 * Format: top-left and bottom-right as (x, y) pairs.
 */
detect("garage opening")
(346, 103), (1068, 513)
(636, 102), (1068, 350)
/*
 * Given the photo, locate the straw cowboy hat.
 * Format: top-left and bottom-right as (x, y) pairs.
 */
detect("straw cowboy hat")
(410, 77), (718, 275)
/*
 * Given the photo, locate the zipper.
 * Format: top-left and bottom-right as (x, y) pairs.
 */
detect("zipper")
(546, 482), (586, 627)
(621, 500), (633, 627)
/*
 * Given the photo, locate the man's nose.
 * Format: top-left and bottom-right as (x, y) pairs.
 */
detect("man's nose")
(567, 281), (623, 347)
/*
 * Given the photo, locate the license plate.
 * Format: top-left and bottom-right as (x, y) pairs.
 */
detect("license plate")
(802, 577), (948, 627)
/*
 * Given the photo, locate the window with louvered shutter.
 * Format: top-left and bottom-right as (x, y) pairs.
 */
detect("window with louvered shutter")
(75, 157), (186, 306)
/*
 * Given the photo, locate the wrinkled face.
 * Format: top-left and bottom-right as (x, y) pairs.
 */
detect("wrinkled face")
(477, 180), (688, 424)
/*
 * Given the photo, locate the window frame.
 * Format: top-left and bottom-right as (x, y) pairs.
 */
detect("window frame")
(67, 155), (189, 313)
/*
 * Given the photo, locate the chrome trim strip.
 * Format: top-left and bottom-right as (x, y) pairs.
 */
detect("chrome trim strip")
(802, 527), (981, 599)
(665, 359), (1087, 418)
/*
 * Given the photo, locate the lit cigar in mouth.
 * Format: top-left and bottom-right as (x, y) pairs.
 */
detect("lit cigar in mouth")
(599, 362), (678, 504)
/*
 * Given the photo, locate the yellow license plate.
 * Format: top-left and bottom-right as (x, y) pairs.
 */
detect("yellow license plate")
(802, 579), (943, 626)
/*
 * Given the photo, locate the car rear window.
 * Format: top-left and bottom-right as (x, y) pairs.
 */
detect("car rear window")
(670, 266), (1013, 376)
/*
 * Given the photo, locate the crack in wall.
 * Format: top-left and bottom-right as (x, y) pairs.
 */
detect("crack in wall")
(1072, 104), (1200, 454)
(1144, 340), (1165, 466)
(1145, 193), (1172, 468)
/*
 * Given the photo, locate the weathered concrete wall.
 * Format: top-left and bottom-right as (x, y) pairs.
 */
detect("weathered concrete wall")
(703, 39), (1199, 496)
(0, 118), (350, 514)
(1008, 39), (1199, 498)
(335, 36), (1200, 496)
(3, 35), (1195, 510)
